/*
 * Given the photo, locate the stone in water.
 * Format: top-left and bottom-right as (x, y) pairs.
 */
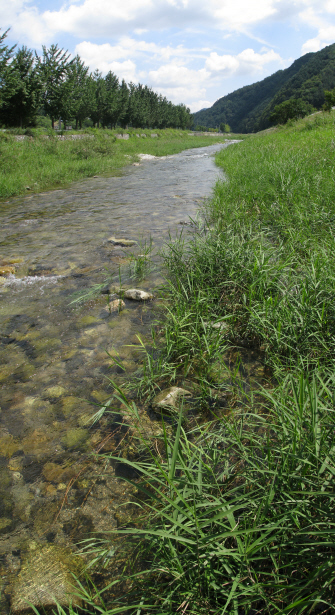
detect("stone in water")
(124, 289), (153, 301)
(108, 298), (125, 312)
(108, 237), (137, 247)
(11, 545), (83, 613)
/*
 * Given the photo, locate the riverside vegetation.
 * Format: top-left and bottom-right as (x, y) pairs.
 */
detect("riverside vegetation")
(31, 111), (335, 614)
(0, 128), (228, 198)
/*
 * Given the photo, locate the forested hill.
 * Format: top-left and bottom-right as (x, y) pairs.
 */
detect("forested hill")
(193, 43), (335, 133)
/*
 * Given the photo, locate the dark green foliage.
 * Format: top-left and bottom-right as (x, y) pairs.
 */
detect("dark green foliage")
(193, 43), (335, 133)
(1, 46), (43, 127)
(323, 87), (335, 112)
(0, 28), (16, 110)
(63, 55), (90, 129)
(219, 122), (230, 132)
(269, 98), (315, 124)
(37, 44), (73, 129)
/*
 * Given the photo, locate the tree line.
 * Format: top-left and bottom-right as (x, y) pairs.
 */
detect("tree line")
(0, 30), (192, 130)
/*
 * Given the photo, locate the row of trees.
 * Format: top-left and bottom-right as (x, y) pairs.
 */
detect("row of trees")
(0, 30), (192, 130)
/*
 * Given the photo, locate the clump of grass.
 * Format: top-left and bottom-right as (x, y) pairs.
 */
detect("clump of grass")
(80, 371), (334, 614)
(128, 237), (154, 281)
(144, 111), (335, 382)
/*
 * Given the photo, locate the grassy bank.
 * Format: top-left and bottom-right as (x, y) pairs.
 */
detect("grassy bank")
(29, 113), (335, 614)
(151, 111), (335, 383)
(0, 128), (230, 199)
(89, 112), (335, 614)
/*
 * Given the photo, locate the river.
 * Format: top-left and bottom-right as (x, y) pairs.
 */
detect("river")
(0, 142), (243, 611)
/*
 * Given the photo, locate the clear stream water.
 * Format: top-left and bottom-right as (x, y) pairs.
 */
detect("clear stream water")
(0, 142), (249, 609)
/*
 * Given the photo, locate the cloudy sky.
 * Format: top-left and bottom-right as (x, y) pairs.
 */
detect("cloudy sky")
(2, 0), (335, 112)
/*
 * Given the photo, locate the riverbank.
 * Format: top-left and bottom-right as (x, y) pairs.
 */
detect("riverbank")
(96, 111), (335, 614)
(0, 128), (236, 199)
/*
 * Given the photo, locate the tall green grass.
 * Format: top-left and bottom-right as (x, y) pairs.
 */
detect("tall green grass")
(80, 372), (335, 614)
(145, 111), (335, 381)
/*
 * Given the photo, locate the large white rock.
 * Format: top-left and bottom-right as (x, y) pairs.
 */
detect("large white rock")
(124, 289), (153, 301)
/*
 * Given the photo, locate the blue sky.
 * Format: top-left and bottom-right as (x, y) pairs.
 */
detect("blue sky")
(2, 0), (335, 112)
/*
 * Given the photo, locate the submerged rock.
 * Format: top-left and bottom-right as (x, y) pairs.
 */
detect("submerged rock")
(61, 428), (89, 450)
(43, 385), (66, 398)
(0, 265), (15, 276)
(10, 545), (83, 614)
(108, 236), (137, 247)
(152, 386), (191, 415)
(108, 298), (125, 312)
(0, 517), (12, 534)
(123, 289), (153, 301)
(0, 433), (20, 457)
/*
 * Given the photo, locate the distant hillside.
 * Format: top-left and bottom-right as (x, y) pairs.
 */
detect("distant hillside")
(193, 43), (335, 133)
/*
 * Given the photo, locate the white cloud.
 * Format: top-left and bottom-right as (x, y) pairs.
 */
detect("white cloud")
(299, 1), (335, 54)
(212, 0), (277, 29)
(75, 39), (160, 63)
(148, 63), (209, 87)
(74, 41), (139, 79)
(4, 0), (328, 48)
(302, 25), (335, 53)
(205, 48), (283, 76)
(147, 63), (210, 104)
(190, 99), (214, 112)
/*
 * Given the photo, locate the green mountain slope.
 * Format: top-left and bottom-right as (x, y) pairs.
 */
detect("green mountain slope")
(193, 43), (335, 133)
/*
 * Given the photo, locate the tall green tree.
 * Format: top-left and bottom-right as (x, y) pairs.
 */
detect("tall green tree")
(102, 71), (119, 128)
(1, 46), (43, 127)
(322, 88), (335, 112)
(37, 44), (72, 128)
(90, 70), (106, 127)
(75, 72), (96, 129)
(62, 54), (89, 128)
(0, 28), (16, 111)
(118, 79), (129, 128)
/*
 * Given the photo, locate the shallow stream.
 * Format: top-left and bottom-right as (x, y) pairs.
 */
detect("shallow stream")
(0, 142), (244, 610)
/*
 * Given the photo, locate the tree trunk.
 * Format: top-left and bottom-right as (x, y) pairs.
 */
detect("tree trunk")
(52, 117), (55, 129)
